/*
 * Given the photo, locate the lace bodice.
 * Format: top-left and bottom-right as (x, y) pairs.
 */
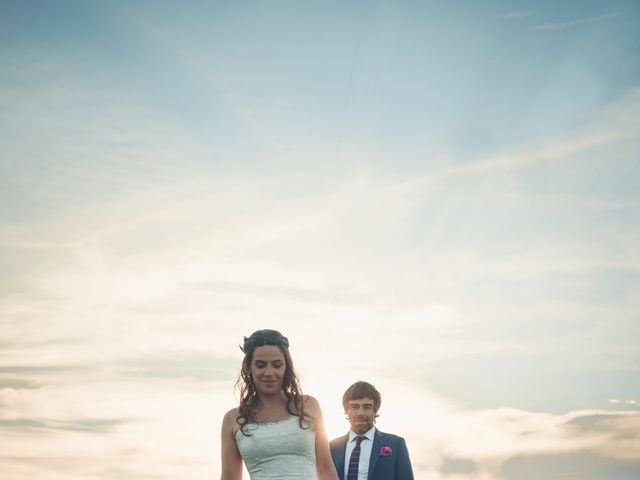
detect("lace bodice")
(235, 415), (317, 479)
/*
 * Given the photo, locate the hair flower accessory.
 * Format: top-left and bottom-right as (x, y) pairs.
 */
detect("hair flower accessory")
(380, 446), (392, 456)
(240, 330), (289, 352)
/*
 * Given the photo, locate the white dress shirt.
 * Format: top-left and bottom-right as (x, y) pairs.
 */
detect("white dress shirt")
(343, 426), (376, 480)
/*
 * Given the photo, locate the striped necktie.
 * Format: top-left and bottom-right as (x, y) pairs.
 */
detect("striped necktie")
(347, 436), (365, 480)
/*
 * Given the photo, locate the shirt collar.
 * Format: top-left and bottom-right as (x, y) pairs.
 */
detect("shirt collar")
(349, 425), (376, 442)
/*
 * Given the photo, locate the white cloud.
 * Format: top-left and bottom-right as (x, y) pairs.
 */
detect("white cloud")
(532, 13), (620, 31)
(500, 11), (533, 20)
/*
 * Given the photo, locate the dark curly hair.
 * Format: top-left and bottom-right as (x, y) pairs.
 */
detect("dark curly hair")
(235, 329), (314, 435)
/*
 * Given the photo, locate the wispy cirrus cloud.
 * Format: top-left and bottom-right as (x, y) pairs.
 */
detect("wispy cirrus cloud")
(500, 11), (533, 20)
(0, 417), (131, 434)
(116, 352), (237, 381)
(609, 398), (640, 407)
(532, 13), (620, 31)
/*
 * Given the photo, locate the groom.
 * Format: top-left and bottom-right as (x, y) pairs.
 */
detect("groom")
(330, 381), (414, 480)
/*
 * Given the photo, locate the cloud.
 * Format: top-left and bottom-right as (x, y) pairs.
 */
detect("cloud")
(0, 445), (210, 480)
(0, 46), (207, 230)
(427, 409), (640, 478)
(116, 352), (237, 381)
(0, 379), (42, 390)
(191, 280), (371, 306)
(0, 365), (92, 374)
(532, 13), (620, 31)
(0, 416), (131, 434)
(500, 11), (533, 20)
(364, 381), (640, 479)
(502, 451), (640, 480)
(402, 123), (636, 192)
(441, 456), (477, 474)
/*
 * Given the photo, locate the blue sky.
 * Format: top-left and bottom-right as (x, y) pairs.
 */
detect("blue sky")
(1, 1), (639, 479)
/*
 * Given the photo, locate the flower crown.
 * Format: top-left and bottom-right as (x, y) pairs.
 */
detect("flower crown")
(240, 331), (290, 353)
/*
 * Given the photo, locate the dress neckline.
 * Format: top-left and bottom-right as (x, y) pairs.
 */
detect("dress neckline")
(235, 414), (298, 438)
(251, 414), (297, 426)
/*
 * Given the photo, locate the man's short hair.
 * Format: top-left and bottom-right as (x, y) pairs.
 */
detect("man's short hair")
(342, 381), (381, 413)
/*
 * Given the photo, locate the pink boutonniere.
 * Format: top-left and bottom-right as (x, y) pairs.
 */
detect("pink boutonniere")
(380, 446), (393, 456)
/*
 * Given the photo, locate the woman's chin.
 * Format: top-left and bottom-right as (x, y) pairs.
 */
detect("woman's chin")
(258, 384), (282, 395)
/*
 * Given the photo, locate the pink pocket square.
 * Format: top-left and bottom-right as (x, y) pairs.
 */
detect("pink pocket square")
(380, 446), (393, 456)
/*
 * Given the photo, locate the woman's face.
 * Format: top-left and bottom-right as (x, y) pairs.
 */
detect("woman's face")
(250, 345), (286, 396)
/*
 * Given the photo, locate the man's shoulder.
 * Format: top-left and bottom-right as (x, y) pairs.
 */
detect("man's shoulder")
(329, 433), (349, 448)
(375, 430), (407, 444)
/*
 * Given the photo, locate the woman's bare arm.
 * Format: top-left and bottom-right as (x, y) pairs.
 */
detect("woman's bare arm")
(220, 408), (243, 480)
(306, 396), (339, 480)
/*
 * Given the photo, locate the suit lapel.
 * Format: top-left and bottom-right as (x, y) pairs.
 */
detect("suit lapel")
(368, 429), (384, 479)
(334, 434), (348, 480)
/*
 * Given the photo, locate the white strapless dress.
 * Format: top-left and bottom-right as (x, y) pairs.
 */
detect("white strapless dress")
(235, 415), (317, 479)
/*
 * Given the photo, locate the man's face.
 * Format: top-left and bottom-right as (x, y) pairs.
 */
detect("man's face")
(346, 397), (377, 435)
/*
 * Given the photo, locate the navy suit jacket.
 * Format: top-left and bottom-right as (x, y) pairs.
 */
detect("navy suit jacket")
(330, 429), (414, 480)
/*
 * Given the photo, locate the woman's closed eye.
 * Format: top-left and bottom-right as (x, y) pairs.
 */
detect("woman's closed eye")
(254, 361), (283, 368)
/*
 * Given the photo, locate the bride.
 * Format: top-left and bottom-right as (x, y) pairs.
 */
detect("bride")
(220, 329), (339, 480)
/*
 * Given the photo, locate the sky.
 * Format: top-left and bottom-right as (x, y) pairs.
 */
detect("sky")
(1, 1), (639, 479)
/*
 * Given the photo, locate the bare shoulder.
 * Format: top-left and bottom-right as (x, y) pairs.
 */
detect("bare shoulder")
(223, 406), (241, 422)
(221, 407), (243, 435)
(302, 395), (322, 414)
